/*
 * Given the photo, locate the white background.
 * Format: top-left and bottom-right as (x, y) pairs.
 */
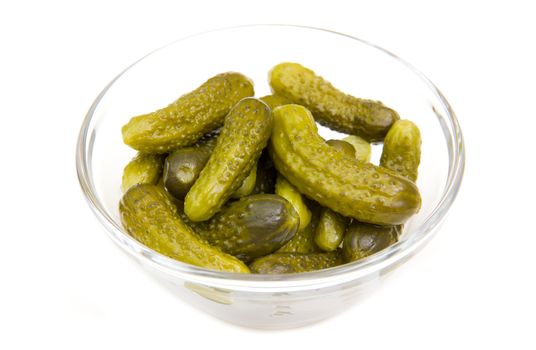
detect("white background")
(1, 0), (535, 349)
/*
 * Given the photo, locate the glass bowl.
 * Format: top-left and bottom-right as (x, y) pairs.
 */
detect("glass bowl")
(76, 25), (464, 329)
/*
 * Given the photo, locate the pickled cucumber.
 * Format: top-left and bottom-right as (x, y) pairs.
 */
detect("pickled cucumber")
(380, 119), (422, 182)
(314, 207), (348, 252)
(122, 72), (254, 153)
(231, 162), (257, 198)
(269, 63), (399, 141)
(185, 98), (273, 221)
(343, 135), (371, 163)
(275, 175), (311, 231)
(163, 138), (216, 200)
(278, 203), (321, 253)
(250, 250), (343, 274)
(119, 184), (250, 273)
(269, 104), (421, 225)
(191, 194), (299, 262)
(260, 94), (291, 110)
(342, 221), (400, 262)
(121, 153), (164, 193)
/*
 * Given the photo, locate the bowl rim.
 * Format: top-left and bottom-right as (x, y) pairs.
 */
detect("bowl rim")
(76, 24), (465, 292)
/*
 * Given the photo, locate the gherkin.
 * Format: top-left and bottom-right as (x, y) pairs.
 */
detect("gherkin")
(275, 175), (311, 231)
(269, 62), (399, 141)
(250, 250), (343, 274)
(260, 94), (292, 110)
(189, 194), (299, 262)
(185, 98), (273, 221)
(119, 184), (250, 273)
(121, 153), (164, 193)
(380, 119), (422, 182)
(163, 137), (216, 200)
(342, 222), (400, 262)
(269, 104), (421, 225)
(122, 72), (254, 153)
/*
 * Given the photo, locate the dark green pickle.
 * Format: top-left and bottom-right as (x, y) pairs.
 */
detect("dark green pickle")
(250, 150), (277, 195)
(163, 138), (216, 200)
(342, 222), (401, 262)
(250, 250), (343, 274)
(191, 194), (300, 262)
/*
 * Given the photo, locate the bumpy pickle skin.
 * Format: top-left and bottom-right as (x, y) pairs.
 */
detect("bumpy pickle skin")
(269, 104), (421, 226)
(342, 222), (401, 262)
(185, 98), (273, 221)
(260, 94), (292, 110)
(121, 153), (164, 193)
(163, 138), (216, 200)
(119, 184), (250, 273)
(380, 119), (422, 182)
(275, 175), (311, 231)
(269, 62), (399, 142)
(249, 250), (343, 274)
(343, 135), (372, 163)
(231, 162), (257, 199)
(188, 194), (299, 262)
(122, 72), (254, 153)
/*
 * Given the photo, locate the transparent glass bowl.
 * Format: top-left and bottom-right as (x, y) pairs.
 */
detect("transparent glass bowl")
(76, 25), (464, 329)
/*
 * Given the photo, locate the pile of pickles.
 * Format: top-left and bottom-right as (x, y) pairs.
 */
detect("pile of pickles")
(119, 62), (422, 274)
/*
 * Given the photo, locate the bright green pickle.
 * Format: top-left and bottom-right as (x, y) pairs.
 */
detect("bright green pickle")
(269, 62), (399, 142)
(343, 135), (371, 163)
(121, 153), (164, 193)
(119, 184), (250, 273)
(185, 98), (273, 221)
(275, 175), (311, 231)
(269, 104), (421, 226)
(380, 119), (422, 182)
(232, 162), (257, 199)
(260, 94), (292, 110)
(122, 72), (254, 153)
